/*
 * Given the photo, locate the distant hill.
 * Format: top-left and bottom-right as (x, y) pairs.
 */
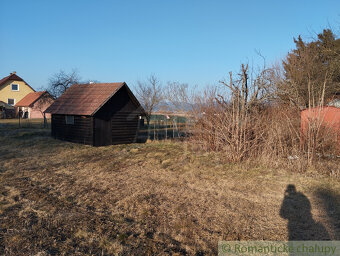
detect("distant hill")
(153, 101), (194, 113)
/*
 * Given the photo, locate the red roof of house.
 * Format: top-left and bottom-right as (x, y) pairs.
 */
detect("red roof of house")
(15, 91), (47, 107)
(0, 72), (35, 92)
(45, 83), (126, 115)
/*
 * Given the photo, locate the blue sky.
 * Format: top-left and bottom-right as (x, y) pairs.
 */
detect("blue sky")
(1, 0), (339, 91)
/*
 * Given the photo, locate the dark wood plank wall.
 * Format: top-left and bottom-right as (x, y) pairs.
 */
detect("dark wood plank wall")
(94, 118), (112, 146)
(111, 112), (139, 144)
(51, 114), (93, 145)
(94, 85), (141, 145)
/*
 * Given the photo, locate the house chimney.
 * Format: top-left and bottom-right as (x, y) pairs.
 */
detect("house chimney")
(10, 71), (16, 75)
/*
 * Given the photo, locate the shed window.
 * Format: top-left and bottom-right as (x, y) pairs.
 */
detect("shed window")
(8, 98), (15, 106)
(11, 84), (19, 91)
(65, 115), (74, 125)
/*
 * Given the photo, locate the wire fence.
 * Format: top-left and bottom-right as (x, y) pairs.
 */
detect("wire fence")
(0, 115), (193, 142)
(137, 115), (192, 142)
(0, 118), (50, 129)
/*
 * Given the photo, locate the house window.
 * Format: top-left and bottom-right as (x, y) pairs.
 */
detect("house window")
(11, 84), (19, 91)
(8, 98), (15, 106)
(65, 115), (74, 125)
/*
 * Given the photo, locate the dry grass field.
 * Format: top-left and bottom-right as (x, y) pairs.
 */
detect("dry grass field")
(0, 124), (340, 255)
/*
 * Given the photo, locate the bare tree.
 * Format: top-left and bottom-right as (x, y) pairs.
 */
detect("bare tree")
(135, 75), (163, 126)
(163, 82), (195, 113)
(48, 69), (81, 98)
(33, 91), (54, 128)
(163, 82), (196, 137)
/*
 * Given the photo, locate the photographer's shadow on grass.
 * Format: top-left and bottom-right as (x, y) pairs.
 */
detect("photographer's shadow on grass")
(280, 184), (330, 240)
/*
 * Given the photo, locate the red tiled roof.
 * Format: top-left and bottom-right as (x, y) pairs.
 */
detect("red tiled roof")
(15, 91), (47, 107)
(45, 83), (125, 115)
(0, 73), (35, 92)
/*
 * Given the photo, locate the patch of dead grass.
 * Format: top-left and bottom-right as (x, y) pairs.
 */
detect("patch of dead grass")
(0, 128), (339, 255)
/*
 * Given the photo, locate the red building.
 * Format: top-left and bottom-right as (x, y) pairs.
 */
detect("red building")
(15, 91), (54, 119)
(301, 106), (340, 151)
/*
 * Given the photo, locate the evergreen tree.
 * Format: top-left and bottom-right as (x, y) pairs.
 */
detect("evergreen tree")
(279, 29), (340, 108)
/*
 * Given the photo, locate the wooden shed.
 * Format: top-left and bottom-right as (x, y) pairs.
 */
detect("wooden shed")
(45, 82), (145, 146)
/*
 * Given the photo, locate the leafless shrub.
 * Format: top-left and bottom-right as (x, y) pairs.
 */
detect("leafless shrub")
(191, 64), (275, 162)
(190, 62), (338, 170)
(300, 106), (339, 163)
(268, 29), (340, 168)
